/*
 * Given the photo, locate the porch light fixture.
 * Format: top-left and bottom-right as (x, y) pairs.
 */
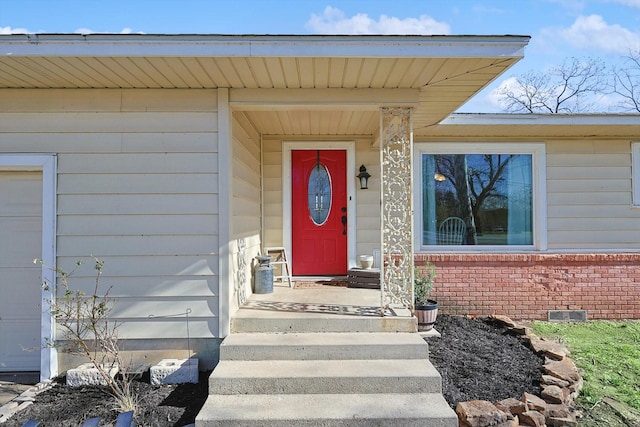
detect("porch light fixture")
(357, 165), (371, 189)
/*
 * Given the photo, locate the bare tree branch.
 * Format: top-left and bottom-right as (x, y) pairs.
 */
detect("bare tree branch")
(611, 50), (640, 113)
(498, 57), (607, 113)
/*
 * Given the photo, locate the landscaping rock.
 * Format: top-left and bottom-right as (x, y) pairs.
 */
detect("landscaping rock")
(546, 404), (571, 419)
(543, 357), (580, 383)
(489, 315), (517, 328)
(509, 325), (532, 336)
(446, 316), (584, 427)
(520, 410), (547, 427)
(529, 338), (569, 360)
(541, 374), (570, 389)
(495, 397), (527, 415)
(546, 415), (577, 426)
(523, 392), (548, 412)
(456, 400), (510, 427)
(541, 385), (566, 404)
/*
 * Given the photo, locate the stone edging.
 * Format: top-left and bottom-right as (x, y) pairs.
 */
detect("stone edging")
(0, 380), (55, 424)
(456, 315), (582, 427)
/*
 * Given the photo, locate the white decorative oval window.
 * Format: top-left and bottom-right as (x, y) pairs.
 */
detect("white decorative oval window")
(308, 163), (332, 225)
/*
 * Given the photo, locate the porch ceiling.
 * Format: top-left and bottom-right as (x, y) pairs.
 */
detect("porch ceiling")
(0, 34), (529, 137)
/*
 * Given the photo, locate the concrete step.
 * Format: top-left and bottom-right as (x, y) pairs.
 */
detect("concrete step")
(231, 309), (417, 333)
(220, 332), (429, 361)
(195, 393), (458, 427)
(208, 359), (442, 395)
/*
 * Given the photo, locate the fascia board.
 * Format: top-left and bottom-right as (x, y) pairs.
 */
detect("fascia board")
(443, 113), (640, 126)
(0, 34), (529, 58)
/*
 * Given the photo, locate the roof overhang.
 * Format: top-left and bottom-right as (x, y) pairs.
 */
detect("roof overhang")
(0, 34), (530, 136)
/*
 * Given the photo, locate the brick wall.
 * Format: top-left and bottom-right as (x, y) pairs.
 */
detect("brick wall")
(415, 253), (640, 320)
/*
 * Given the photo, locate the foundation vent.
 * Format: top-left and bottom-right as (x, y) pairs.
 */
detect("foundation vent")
(548, 310), (588, 322)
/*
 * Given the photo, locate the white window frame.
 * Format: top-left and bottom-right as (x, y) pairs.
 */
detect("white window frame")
(632, 142), (640, 207)
(413, 142), (547, 252)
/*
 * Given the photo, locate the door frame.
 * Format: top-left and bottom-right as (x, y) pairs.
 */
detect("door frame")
(0, 154), (57, 380)
(283, 142), (356, 274)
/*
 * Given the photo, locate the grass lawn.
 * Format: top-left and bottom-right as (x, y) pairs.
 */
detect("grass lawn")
(532, 320), (640, 411)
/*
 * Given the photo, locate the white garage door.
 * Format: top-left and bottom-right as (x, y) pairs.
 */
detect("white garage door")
(0, 171), (42, 371)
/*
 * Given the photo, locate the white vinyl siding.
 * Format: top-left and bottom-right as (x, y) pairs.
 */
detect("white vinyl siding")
(0, 89), (220, 339)
(547, 140), (640, 249)
(354, 138), (381, 258)
(230, 111), (262, 314)
(262, 139), (284, 248)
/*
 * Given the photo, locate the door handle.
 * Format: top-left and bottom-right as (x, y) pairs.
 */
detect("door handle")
(341, 207), (347, 235)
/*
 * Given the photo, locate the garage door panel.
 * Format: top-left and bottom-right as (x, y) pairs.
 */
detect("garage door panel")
(0, 173), (42, 216)
(0, 268), (42, 315)
(0, 218), (42, 267)
(0, 320), (41, 370)
(0, 171), (42, 372)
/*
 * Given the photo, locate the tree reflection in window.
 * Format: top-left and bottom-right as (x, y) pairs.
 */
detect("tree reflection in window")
(422, 153), (533, 246)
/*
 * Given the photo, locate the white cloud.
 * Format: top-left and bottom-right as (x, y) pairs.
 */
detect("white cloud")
(73, 27), (143, 35)
(74, 28), (95, 35)
(0, 26), (31, 34)
(540, 14), (640, 55)
(489, 77), (520, 109)
(305, 6), (450, 35)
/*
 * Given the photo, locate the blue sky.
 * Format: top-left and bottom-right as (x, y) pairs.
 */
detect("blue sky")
(1, 0), (639, 112)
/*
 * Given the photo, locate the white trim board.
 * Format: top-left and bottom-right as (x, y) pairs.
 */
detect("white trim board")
(0, 154), (57, 380)
(0, 34), (529, 58)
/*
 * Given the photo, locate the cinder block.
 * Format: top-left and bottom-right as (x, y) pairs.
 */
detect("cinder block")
(66, 362), (119, 387)
(150, 357), (198, 385)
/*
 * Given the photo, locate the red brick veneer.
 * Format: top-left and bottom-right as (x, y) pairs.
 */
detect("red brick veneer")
(415, 253), (640, 320)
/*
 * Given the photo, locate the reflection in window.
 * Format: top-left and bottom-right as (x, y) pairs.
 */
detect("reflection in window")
(308, 163), (332, 225)
(422, 154), (533, 246)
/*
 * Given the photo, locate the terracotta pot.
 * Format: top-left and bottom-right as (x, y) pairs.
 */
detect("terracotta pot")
(415, 299), (438, 331)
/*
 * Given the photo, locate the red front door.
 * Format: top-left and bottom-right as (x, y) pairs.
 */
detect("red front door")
(292, 150), (347, 275)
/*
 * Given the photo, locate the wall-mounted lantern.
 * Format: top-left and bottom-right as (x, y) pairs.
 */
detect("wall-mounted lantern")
(357, 164), (371, 189)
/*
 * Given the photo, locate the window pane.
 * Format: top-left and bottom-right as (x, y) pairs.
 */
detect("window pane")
(422, 153), (533, 246)
(308, 163), (332, 225)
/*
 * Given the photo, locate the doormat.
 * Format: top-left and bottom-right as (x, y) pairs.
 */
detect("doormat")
(293, 278), (348, 288)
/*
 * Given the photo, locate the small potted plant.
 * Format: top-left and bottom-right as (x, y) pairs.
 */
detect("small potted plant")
(414, 263), (438, 331)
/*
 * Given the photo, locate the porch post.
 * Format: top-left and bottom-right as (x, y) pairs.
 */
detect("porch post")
(380, 107), (414, 313)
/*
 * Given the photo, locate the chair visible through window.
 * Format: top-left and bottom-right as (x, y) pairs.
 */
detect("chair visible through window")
(438, 217), (466, 245)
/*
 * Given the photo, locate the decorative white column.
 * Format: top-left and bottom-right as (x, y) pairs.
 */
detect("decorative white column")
(380, 107), (414, 313)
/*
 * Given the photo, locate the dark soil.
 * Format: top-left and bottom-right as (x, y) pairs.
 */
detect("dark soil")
(3, 371), (210, 427)
(3, 314), (629, 426)
(428, 314), (544, 406)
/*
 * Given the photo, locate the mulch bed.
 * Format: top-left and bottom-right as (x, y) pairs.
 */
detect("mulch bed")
(3, 372), (210, 427)
(5, 314), (543, 426)
(428, 314), (544, 407)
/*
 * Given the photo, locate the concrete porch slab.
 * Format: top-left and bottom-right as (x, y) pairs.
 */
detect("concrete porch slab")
(233, 284), (417, 333)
